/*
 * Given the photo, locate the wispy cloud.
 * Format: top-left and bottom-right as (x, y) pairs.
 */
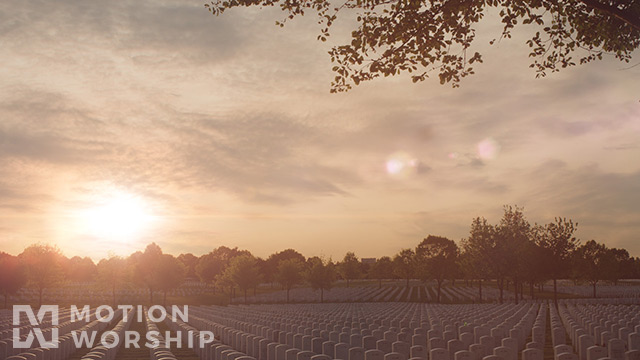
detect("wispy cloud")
(0, 0), (639, 258)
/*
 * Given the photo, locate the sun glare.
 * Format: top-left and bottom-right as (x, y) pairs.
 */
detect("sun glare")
(79, 192), (156, 241)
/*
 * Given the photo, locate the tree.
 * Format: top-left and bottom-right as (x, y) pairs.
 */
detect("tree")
(415, 235), (459, 303)
(276, 258), (305, 303)
(223, 255), (262, 303)
(97, 256), (127, 306)
(178, 253), (199, 279)
(65, 256), (97, 283)
(133, 243), (164, 303)
(206, 0), (640, 92)
(157, 254), (187, 306)
(496, 205), (531, 304)
(604, 247), (635, 285)
(339, 252), (361, 288)
(393, 249), (416, 288)
(573, 239), (609, 298)
(519, 239), (548, 301)
(369, 256), (393, 289)
(196, 246), (251, 289)
(464, 216), (510, 303)
(19, 244), (64, 307)
(307, 257), (336, 302)
(216, 270), (236, 302)
(534, 217), (579, 306)
(265, 249), (307, 287)
(0, 254), (27, 308)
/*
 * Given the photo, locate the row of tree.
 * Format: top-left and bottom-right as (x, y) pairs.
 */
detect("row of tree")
(2, 205), (639, 307)
(0, 243), (185, 307)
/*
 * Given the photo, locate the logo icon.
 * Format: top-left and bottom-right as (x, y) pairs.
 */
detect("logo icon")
(13, 305), (59, 349)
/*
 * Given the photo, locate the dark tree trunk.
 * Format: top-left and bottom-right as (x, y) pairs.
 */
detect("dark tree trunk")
(520, 282), (524, 299)
(529, 282), (534, 299)
(553, 278), (558, 307)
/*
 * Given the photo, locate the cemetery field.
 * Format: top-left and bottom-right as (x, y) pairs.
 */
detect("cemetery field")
(3, 296), (640, 360)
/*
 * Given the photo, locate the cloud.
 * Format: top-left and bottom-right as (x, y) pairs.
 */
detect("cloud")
(0, 0), (639, 259)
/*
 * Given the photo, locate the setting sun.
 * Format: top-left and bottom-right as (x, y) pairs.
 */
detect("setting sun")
(78, 192), (156, 242)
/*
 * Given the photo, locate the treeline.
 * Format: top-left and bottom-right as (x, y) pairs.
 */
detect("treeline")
(1, 205), (639, 307)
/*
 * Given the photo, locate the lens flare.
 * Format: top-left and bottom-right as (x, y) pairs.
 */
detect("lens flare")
(386, 152), (418, 177)
(477, 138), (500, 160)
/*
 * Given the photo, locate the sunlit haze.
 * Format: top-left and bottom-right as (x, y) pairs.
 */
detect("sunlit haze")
(0, 0), (639, 261)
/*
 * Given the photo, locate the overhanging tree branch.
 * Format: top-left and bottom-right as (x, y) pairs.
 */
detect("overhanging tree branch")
(579, 0), (640, 31)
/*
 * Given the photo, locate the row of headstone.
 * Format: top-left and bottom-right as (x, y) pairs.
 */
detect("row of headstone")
(79, 307), (134, 360)
(3, 315), (112, 360)
(179, 302), (555, 360)
(144, 306), (179, 360)
(555, 303), (640, 360)
(557, 286), (640, 299)
(234, 285), (525, 305)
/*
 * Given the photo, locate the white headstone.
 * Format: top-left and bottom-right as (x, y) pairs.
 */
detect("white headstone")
(587, 346), (607, 360)
(522, 348), (543, 360)
(609, 339), (626, 360)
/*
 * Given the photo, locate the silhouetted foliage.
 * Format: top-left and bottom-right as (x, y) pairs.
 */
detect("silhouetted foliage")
(97, 256), (127, 306)
(178, 253), (199, 279)
(277, 258), (305, 303)
(222, 254), (262, 303)
(132, 242), (164, 303)
(369, 256), (394, 289)
(196, 246), (251, 287)
(157, 254), (187, 306)
(265, 249), (307, 286)
(307, 256), (336, 302)
(415, 235), (459, 303)
(496, 205), (531, 304)
(339, 251), (361, 288)
(19, 244), (64, 307)
(0, 254), (27, 308)
(573, 239), (609, 298)
(64, 256), (97, 283)
(464, 216), (507, 302)
(206, 0), (640, 92)
(534, 217), (579, 305)
(393, 248), (416, 288)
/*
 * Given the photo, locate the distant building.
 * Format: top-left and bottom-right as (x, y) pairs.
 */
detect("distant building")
(361, 258), (376, 265)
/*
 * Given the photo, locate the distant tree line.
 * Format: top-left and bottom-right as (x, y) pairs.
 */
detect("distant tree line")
(2, 205), (640, 307)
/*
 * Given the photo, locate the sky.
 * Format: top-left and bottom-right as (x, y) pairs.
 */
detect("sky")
(0, 0), (639, 261)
